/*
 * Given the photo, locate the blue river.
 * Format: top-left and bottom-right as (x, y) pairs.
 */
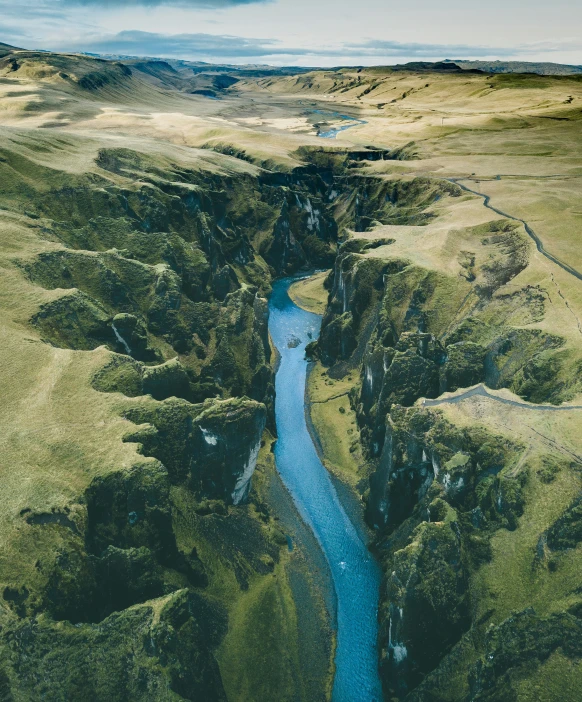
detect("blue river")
(309, 109), (368, 138)
(269, 278), (383, 702)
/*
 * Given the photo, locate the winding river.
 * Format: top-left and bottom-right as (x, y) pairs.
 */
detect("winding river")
(269, 278), (383, 702)
(309, 109), (368, 139)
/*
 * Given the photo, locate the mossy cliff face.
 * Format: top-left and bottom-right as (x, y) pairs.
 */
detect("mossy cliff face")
(317, 219), (580, 461)
(0, 455), (229, 699)
(309, 187), (582, 698)
(1, 137), (460, 698)
(124, 396), (267, 505)
(4, 104), (581, 699)
(12, 145), (357, 424)
(373, 408), (519, 640)
(0, 589), (228, 701)
(0, 394), (266, 698)
(0, 138), (360, 699)
(330, 176), (462, 235)
(364, 405), (582, 700)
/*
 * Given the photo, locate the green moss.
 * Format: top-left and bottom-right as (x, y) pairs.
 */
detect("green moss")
(470, 609), (582, 701)
(142, 358), (191, 401)
(31, 290), (114, 350)
(445, 342), (486, 392)
(218, 567), (303, 701)
(0, 589), (228, 701)
(92, 355), (144, 397)
(381, 515), (470, 697)
(513, 651), (582, 702)
(367, 406), (534, 695)
(511, 348), (582, 404)
(333, 176), (461, 235)
(546, 496), (582, 551)
(124, 396), (266, 503)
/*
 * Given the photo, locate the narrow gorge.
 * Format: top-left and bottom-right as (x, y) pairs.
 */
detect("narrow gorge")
(1, 48), (582, 702)
(270, 277), (382, 701)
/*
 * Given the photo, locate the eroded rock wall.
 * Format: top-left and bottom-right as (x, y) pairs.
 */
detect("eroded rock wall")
(310, 193), (582, 699)
(0, 143), (355, 700)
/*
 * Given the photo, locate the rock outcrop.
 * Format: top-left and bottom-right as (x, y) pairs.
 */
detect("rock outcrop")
(3, 63), (582, 701)
(316, 224), (577, 463)
(0, 589), (228, 701)
(0, 138), (356, 699)
(369, 407), (527, 698)
(311, 206), (582, 699)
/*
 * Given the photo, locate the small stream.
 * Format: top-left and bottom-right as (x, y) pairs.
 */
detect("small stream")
(269, 278), (382, 702)
(309, 109), (368, 139)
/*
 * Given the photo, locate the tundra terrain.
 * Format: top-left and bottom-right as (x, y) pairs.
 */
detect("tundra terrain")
(0, 47), (581, 701)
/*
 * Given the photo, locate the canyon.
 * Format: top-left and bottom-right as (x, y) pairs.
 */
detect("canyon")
(0, 48), (581, 700)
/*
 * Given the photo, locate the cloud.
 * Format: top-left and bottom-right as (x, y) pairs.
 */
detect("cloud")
(73, 30), (283, 58)
(56, 30), (499, 61)
(56, 0), (270, 6)
(0, 1), (102, 46)
(8, 17), (580, 67)
(0, 1), (68, 18)
(0, 22), (28, 38)
(515, 38), (582, 54)
(63, 30), (582, 65)
(347, 38), (582, 59)
(344, 39), (519, 59)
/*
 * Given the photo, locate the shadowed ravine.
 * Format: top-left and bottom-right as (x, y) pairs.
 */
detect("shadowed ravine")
(269, 278), (383, 702)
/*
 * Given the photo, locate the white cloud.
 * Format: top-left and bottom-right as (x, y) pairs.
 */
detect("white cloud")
(49, 29), (582, 66)
(1, 0), (581, 67)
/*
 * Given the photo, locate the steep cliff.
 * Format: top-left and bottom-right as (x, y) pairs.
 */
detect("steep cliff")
(2, 43), (582, 702)
(320, 216), (579, 458)
(310, 179), (582, 699)
(0, 130), (348, 699)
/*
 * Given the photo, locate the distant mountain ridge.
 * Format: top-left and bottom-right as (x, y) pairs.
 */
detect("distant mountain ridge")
(445, 59), (582, 75)
(3, 39), (581, 77)
(0, 41), (21, 57)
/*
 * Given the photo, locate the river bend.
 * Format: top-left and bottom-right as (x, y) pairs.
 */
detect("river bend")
(269, 278), (382, 702)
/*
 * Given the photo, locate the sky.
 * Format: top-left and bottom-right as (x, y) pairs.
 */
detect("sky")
(2, 0), (582, 67)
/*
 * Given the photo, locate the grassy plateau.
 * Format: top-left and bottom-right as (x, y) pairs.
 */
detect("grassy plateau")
(0, 47), (581, 700)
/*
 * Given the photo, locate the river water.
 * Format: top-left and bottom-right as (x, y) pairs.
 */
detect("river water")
(309, 109), (368, 139)
(269, 278), (383, 702)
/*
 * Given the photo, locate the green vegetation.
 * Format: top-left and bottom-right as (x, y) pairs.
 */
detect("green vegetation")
(0, 42), (582, 701)
(308, 362), (367, 489)
(0, 48), (341, 700)
(288, 270), (330, 315)
(282, 64), (582, 699)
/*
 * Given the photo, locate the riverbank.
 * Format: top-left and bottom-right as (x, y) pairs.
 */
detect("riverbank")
(270, 277), (382, 701)
(289, 274), (374, 502)
(289, 273), (375, 551)
(216, 436), (335, 702)
(288, 270), (329, 315)
(266, 463), (337, 694)
(304, 380), (375, 549)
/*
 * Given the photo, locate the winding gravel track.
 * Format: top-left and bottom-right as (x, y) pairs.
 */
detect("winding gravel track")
(448, 178), (582, 283)
(422, 384), (582, 411)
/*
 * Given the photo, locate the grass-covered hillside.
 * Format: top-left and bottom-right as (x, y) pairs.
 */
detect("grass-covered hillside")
(0, 47), (343, 701)
(0, 42), (581, 701)
(283, 67), (582, 700)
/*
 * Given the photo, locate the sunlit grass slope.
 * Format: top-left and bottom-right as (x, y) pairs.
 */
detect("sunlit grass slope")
(0, 44), (581, 701)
